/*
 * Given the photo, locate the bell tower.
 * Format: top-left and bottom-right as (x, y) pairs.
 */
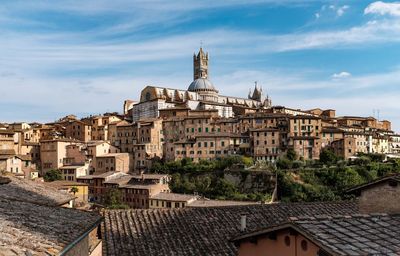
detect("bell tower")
(193, 47), (209, 80)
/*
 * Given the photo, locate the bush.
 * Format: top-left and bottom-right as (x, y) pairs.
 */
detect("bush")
(286, 148), (297, 161)
(319, 149), (339, 165)
(276, 157), (292, 169)
(104, 188), (129, 209)
(43, 169), (63, 182)
(292, 160), (304, 169)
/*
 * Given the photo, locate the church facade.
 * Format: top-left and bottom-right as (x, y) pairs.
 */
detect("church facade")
(132, 48), (272, 121)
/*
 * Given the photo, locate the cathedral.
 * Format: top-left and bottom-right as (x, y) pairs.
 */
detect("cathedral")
(132, 48), (272, 121)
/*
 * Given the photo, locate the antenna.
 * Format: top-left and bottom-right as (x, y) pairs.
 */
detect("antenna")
(373, 109), (375, 118)
(377, 109), (380, 120)
(200, 40), (203, 48)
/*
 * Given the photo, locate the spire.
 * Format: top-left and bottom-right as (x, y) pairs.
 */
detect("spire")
(193, 47), (209, 80)
(197, 47), (205, 58)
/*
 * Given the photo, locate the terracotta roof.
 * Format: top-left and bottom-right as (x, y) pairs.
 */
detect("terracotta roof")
(102, 201), (359, 256)
(151, 192), (198, 202)
(78, 171), (128, 179)
(16, 154), (32, 161)
(0, 175), (102, 254)
(187, 199), (259, 207)
(119, 184), (161, 189)
(234, 214), (400, 256)
(47, 180), (88, 187)
(96, 153), (129, 158)
(103, 175), (132, 185)
(0, 149), (16, 155)
(0, 175), (74, 206)
(0, 197), (101, 255)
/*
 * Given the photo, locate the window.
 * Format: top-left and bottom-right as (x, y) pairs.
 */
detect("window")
(221, 141), (225, 147)
(301, 240), (308, 251)
(198, 128), (202, 132)
(284, 236), (290, 246)
(198, 142), (201, 147)
(206, 127), (209, 132)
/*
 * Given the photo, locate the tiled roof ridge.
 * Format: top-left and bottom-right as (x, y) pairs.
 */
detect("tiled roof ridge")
(103, 200), (358, 213)
(289, 212), (390, 222)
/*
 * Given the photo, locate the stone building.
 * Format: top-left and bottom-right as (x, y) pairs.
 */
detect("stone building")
(84, 114), (121, 141)
(95, 153), (130, 174)
(330, 136), (357, 159)
(78, 172), (170, 208)
(346, 174), (400, 214)
(65, 119), (92, 142)
(131, 48), (272, 121)
(40, 139), (82, 175)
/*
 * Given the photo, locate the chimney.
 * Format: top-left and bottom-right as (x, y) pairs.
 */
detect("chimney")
(240, 214), (247, 232)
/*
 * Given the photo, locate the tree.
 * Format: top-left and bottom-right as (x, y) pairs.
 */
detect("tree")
(43, 169), (63, 182)
(286, 148), (297, 161)
(104, 188), (128, 209)
(319, 149), (338, 165)
(70, 186), (79, 196)
(276, 157), (292, 169)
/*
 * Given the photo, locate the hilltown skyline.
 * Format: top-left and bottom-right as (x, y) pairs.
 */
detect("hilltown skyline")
(1, 1), (400, 131)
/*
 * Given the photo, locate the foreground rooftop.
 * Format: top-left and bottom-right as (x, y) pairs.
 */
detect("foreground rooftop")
(0, 175), (74, 206)
(0, 197), (101, 255)
(233, 213), (400, 256)
(102, 201), (358, 256)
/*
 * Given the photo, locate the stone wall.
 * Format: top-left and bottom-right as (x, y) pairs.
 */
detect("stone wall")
(65, 235), (89, 256)
(359, 181), (400, 214)
(224, 169), (274, 194)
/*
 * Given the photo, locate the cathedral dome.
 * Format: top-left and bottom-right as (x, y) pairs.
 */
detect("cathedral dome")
(188, 78), (218, 93)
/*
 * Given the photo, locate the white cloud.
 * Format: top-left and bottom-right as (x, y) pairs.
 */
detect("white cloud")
(331, 71), (351, 79)
(365, 1), (400, 16)
(318, 4), (349, 18)
(336, 5), (349, 17)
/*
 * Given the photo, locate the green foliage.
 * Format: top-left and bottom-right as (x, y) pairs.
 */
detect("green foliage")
(70, 186), (79, 195)
(286, 148), (297, 161)
(276, 157), (292, 169)
(155, 152), (400, 203)
(319, 149), (339, 165)
(150, 156), (252, 174)
(241, 156), (254, 167)
(104, 188), (129, 209)
(43, 169), (63, 182)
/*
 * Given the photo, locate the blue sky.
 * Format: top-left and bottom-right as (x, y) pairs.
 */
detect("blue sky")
(1, 0), (400, 131)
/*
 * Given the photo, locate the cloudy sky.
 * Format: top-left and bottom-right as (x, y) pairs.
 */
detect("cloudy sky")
(1, 0), (400, 131)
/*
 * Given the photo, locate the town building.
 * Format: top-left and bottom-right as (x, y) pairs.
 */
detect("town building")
(131, 48), (272, 121)
(40, 139), (82, 175)
(48, 180), (89, 203)
(65, 119), (92, 142)
(233, 214), (399, 256)
(149, 192), (198, 208)
(95, 153), (130, 173)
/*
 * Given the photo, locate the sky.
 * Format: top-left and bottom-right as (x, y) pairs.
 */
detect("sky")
(1, 0), (400, 131)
